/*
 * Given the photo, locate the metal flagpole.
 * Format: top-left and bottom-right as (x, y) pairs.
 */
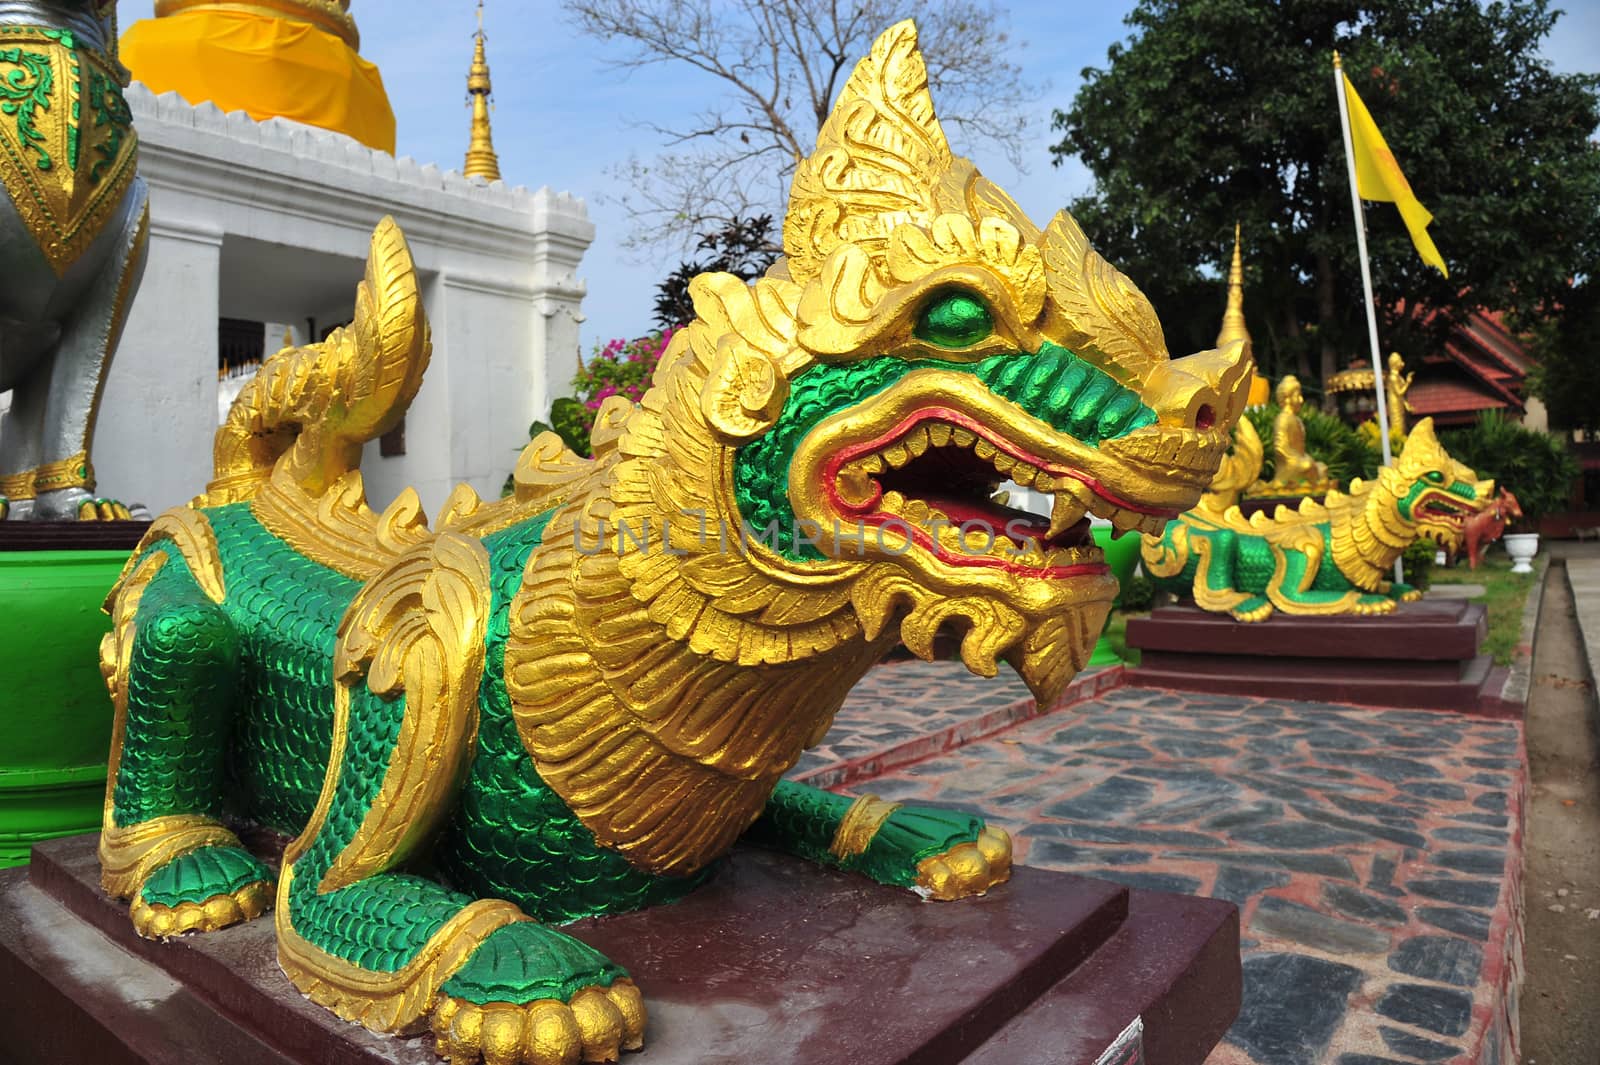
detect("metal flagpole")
(1333, 51), (1405, 586)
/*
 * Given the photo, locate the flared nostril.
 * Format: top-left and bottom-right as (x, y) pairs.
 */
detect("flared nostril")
(1195, 404), (1215, 431)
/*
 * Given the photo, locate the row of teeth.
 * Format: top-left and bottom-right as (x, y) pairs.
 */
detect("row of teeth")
(873, 487), (1103, 569)
(835, 422), (1170, 540)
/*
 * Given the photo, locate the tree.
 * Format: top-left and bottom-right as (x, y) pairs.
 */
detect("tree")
(1525, 273), (1600, 434)
(652, 214), (781, 328)
(570, 0), (1038, 252)
(1049, 0), (1600, 397)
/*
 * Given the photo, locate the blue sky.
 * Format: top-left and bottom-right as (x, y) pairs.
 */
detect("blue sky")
(118, 1), (1599, 364)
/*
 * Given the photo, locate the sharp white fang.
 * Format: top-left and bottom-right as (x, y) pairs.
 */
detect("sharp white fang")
(1047, 482), (1091, 539)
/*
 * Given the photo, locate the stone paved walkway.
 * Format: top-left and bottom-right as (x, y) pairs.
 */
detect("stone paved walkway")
(801, 666), (1526, 1065)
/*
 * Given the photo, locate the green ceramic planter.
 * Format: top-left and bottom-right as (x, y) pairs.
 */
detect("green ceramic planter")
(0, 549), (126, 867)
(1087, 526), (1144, 668)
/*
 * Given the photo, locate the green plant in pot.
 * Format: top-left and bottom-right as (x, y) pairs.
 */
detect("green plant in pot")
(1441, 413), (1580, 572)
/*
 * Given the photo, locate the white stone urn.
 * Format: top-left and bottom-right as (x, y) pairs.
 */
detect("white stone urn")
(1504, 532), (1540, 574)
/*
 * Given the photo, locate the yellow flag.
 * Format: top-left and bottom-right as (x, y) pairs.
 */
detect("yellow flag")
(1341, 71), (1448, 277)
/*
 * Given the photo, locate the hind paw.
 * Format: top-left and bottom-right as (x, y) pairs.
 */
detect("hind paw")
(129, 844), (275, 939)
(914, 825), (1012, 900)
(431, 981), (645, 1065)
(131, 878), (274, 938)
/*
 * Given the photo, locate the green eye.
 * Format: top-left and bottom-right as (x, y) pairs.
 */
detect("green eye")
(1425, 471), (1444, 483)
(915, 291), (993, 349)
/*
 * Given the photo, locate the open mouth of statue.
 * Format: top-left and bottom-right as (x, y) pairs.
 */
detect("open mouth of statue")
(1418, 494), (1475, 527)
(823, 408), (1180, 577)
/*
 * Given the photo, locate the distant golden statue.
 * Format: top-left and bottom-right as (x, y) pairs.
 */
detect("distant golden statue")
(1385, 352), (1414, 437)
(1269, 375), (1329, 490)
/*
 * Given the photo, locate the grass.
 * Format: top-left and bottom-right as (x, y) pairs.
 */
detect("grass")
(1427, 552), (1538, 665)
(1103, 613), (1140, 667)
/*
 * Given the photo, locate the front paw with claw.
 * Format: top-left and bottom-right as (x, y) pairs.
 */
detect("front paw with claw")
(1354, 594), (1399, 615)
(78, 496), (133, 520)
(915, 826), (1012, 900)
(431, 981), (645, 1065)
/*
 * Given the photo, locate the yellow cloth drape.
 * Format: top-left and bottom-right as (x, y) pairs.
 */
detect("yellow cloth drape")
(1341, 71), (1448, 278)
(121, 9), (396, 153)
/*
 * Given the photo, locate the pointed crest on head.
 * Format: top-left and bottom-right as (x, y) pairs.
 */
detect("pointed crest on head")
(784, 19), (956, 286)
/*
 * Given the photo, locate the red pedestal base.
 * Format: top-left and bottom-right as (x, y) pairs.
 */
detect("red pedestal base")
(1, 834), (1238, 1065)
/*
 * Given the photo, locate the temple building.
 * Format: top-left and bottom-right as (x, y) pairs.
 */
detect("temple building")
(94, 0), (594, 514)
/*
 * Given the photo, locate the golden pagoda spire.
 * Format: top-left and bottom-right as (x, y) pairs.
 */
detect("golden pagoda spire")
(1218, 223), (1272, 406)
(462, 1), (502, 182)
(1216, 223), (1251, 357)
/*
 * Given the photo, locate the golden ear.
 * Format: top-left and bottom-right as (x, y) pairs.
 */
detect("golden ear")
(1040, 210), (1168, 386)
(783, 20), (953, 286)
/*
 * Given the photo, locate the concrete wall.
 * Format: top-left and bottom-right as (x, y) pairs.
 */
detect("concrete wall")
(94, 86), (594, 517)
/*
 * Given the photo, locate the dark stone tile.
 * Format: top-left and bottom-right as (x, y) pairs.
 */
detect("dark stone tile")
(1336, 1057), (1411, 1065)
(1122, 765), (1228, 787)
(1323, 883), (1407, 926)
(1293, 807), (1428, 849)
(1095, 743), (1155, 761)
(1322, 753), (1441, 780)
(1023, 822), (1220, 849)
(1379, 1027), (1460, 1062)
(1418, 906), (1492, 938)
(1399, 781), (1466, 801)
(1248, 778), (1327, 805)
(1375, 983), (1473, 1037)
(1040, 776), (1155, 822)
(1469, 772), (1512, 788)
(856, 777), (930, 800)
(1228, 821), (1370, 849)
(1228, 722), (1283, 737)
(1172, 849), (1358, 880)
(1384, 734), (1454, 750)
(1432, 826), (1509, 846)
(1303, 729), (1373, 750)
(1024, 840), (1151, 868)
(1212, 866), (1291, 907)
(1084, 869), (1202, 895)
(1388, 935), (1483, 987)
(1406, 878), (1501, 909)
(1047, 724), (1140, 745)
(1465, 757), (1520, 770)
(904, 757), (971, 777)
(1150, 737), (1235, 758)
(1141, 795), (1235, 824)
(1205, 800), (1284, 831)
(1251, 898), (1390, 954)
(1328, 795), (1422, 821)
(1472, 791), (1508, 813)
(1433, 849), (1505, 876)
(1474, 740), (1519, 756)
(1448, 812), (1509, 828)
(1227, 953), (1363, 1064)
(1369, 854), (1399, 894)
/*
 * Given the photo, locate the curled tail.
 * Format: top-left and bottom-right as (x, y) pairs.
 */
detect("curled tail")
(204, 218), (430, 504)
(1197, 415), (1263, 516)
